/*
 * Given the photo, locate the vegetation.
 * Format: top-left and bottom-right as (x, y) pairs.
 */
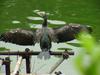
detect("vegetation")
(75, 32), (100, 75)
(0, 47), (9, 51)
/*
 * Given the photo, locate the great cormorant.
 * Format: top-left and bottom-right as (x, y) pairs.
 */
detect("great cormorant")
(0, 14), (92, 59)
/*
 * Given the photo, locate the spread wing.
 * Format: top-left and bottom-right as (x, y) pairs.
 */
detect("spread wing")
(0, 28), (36, 45)
(0, 24), (92, 45)
(53, 24), (92, 43)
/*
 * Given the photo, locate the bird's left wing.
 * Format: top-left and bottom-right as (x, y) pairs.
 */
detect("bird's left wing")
(52, 24), (92, 43)
(0, 28), (36, 45)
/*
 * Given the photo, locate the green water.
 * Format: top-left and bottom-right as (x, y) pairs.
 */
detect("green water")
(0, 0), (100, 40)
(0, 0), (100, 74)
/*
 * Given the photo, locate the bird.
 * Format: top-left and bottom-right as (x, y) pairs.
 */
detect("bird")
(0, 14), (92, 59)
(36, 15), (53, 59)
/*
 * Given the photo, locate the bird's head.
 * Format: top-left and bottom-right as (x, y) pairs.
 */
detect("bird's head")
(42, 14), (48, 27)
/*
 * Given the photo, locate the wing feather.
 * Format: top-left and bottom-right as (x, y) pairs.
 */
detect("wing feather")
(53, 24), (92, 43)
(0, 28), (36, 45)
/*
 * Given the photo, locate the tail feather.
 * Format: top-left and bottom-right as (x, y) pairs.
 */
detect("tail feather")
(37, 51), (44, 59)
(38, 51), (50, 60)
(44, 51), (50, 60)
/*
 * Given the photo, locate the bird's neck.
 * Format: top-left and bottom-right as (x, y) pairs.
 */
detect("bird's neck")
(42, 15), (47, 27)
(42, 27), (48, 35)
(42, 14), (49, 36)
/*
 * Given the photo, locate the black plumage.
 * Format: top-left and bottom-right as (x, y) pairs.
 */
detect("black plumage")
(54, 24), (92, 43)
(37, 15), (52, 59)
(0, 28), (36, 45)
(38, 32), (52, 59)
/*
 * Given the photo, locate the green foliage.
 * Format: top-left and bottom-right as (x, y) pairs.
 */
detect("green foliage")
(57, 48), (72, 51)
(0, 47), (10, 51)
(66, 42), (81, 47)
(75, 32), (100, 75)
(78, 32), (95, 53)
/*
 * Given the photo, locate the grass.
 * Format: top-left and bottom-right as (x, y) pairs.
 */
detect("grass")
(0, 0), (100, 40)
(0, 47), (10, 51)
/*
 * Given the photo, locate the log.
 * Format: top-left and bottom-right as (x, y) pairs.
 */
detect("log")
(11, 56), (23, 75)
(2, 57), (11, 75)
(0, 51), (74, 56)
(0, 60), (3, 67)
(48, 58), (64, 74)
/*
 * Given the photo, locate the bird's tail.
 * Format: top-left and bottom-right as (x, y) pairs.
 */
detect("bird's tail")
(38, 51), (50, 60)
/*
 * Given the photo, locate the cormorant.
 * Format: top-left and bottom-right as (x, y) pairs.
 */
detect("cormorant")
(0, 14), (92, 59)
(37, 15), (52, 59)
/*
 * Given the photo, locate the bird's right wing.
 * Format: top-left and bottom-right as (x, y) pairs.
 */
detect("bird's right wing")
(53, 24), (92, 43)
(0, 28), (36, 45)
